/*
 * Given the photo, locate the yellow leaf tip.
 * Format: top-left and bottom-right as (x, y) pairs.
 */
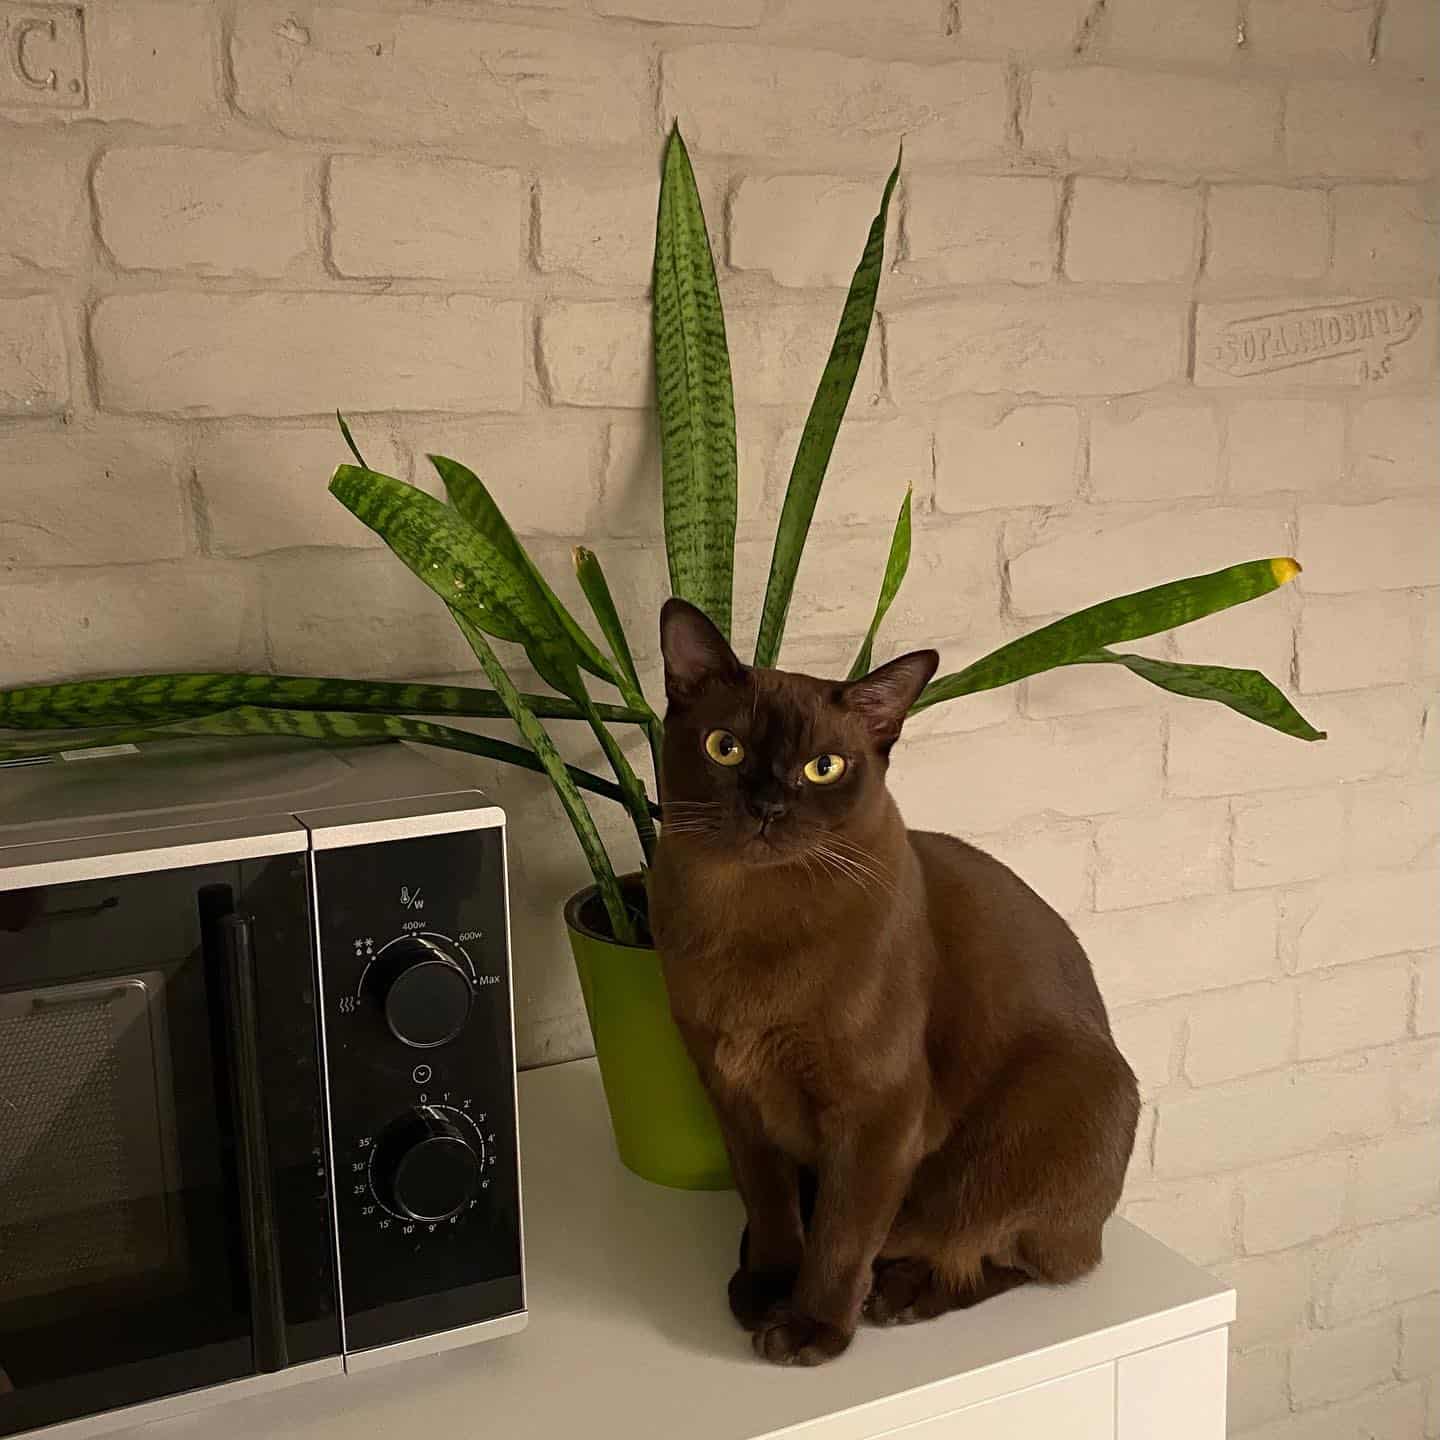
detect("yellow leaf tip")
(1270, 557), (1302, 585)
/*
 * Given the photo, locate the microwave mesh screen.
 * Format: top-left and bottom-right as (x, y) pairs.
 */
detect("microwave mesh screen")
(0, 982), (176, 1296)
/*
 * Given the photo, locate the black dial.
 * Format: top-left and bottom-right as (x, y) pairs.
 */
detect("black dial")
(365, 935), (474, 1048)
(371, 1107), (482, 1222)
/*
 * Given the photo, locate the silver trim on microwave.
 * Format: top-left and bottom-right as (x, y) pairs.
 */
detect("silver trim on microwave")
(498, 821), (528, 1317)
(342, 1308), (528, 1374)
(0, 828), (307, 893)
(15, 1357), (343, 1440)
(301, 802), (505, 851)
(305, 846), (349, 1359)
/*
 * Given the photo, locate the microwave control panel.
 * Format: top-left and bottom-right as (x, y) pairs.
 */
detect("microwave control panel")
(310, 819), (524, 1353)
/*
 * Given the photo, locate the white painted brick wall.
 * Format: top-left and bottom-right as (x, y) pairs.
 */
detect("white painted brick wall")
(1226, 399), (1345, 495)
(0, 141), (90, 275)
(1, 3), (1434, 1432)
(328, 158), (526, 281)
(1332, 184), (1440, 285)
(0, 296), (68, 414)
(1289, 1313), (1401, 1409)
(902, 175), (1060, 285)
(536, 173), (661, 287)
(730, 176), (886, 287)
(1241, 1153), (1348, 1255)
(1026, 68), (1282, 169)
(1183, 980), (1297, 1086)
(1205, 185), (1330, 281)
(1089, 400), (1219, 501)
(1065, 178), (1201, 284)
(95, 148), (313, 278)
(92, 294), (527, 416)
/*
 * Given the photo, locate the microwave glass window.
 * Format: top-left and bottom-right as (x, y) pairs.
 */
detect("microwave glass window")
(0, 971), (181, 1308)
(0, 854), (334, 1438)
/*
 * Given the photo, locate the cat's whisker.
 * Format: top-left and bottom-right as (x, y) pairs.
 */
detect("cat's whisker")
(795, 849), (822, 891)
(823, 840), (887, 875)
(808, 840), (894, 901)
(813, 840), (898, 901)
(820, 830), (894, 872)
(817, 838), (897, 892)
(658, 820), (721, 838)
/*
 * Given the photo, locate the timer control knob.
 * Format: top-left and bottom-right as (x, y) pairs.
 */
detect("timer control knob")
(372, 1107), (481, 1223)
(366, 936), (473, 1048)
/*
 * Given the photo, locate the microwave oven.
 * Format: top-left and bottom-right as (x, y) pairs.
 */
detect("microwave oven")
(0, 741), (525, 1438)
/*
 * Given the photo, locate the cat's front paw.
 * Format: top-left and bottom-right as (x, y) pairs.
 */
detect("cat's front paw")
(728, 1265), (796, 1331)
(752, 1307), (852, 1366)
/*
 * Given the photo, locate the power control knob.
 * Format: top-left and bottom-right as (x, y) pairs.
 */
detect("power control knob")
(366, 936), (473, 1048)
(371, 1107), (481, 1222)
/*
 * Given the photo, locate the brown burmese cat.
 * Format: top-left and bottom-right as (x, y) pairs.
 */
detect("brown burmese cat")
(649, 599), (1140, 1367)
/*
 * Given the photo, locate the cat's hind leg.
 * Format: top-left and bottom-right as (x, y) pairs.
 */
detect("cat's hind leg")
(864, 1256), (1028, 1325)
(1015, 1223), (1105, 1285)
(870, 1034), (1136, 1322)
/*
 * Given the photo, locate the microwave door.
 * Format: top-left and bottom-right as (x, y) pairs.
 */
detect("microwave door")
(0, 850), (337, 1439)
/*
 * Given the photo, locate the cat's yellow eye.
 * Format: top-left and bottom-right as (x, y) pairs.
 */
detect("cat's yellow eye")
(803, 753), (847, 785)
(704, 729), (745, 767)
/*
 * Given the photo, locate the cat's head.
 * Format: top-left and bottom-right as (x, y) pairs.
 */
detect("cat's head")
(657, 598), (937, 866)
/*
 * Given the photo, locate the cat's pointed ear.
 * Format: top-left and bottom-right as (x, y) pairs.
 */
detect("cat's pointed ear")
(844, 650), (939, 747)
(660, 598), (744, 705)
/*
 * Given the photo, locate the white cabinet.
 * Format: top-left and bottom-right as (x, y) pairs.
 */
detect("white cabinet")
(880, 1366), (1115, 1439)
(1119, 1329), (1230, 1440)
(124, 1060), (1235, 1440)
(867, 1331), (1229, 1440)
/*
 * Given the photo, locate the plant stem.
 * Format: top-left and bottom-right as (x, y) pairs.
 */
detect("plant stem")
(576, 686), (657, 865)
(572, 546), (665, 787)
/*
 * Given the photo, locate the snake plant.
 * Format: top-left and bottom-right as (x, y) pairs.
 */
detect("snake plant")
(0, 128), (1323, 945)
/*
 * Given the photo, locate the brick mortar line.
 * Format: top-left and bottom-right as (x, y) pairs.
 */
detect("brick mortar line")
(6, 125), (1431, 195)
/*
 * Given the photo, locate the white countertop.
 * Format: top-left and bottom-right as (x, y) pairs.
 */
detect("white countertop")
(132, 1059), (1235, 1440)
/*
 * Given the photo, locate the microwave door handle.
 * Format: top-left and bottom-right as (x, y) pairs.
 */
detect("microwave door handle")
(218, 912), (290, 1374)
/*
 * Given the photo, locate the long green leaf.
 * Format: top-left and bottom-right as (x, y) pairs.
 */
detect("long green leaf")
(753, 149), (901, 669)
(0, 673), (647, 731)
(847, 487), (912, 681)
(915, 558), (1303, 711)
(450, 612), (636, 943)
(653, 123), (737, 638)
(336, 410), (368, 468)
(330, 466), (581, 699)
(573, 546), (663, 783)
(0, 707), (660, 812)
(426, 459), (656, 855)
(1073, 651), (1325, 741)
(432, 454), (618, 687)
(572, 549), (640, 698)
(330, 466), (644, 934)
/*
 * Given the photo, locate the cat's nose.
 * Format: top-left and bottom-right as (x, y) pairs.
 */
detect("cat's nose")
(748, 796), (788, 828)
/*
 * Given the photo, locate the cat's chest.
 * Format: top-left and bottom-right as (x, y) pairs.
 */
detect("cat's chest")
(711, 1023), (831, 1159)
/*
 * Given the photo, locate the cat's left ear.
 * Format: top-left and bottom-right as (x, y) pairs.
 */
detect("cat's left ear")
(843, 650), (940, 748)
(660, 597), (745, 706)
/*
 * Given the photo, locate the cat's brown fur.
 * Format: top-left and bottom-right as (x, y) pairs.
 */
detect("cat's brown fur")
(649, 599), (1140, 1367)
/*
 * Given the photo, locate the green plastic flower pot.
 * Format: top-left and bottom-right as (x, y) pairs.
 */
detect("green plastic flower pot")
(564, 877), (732, 1191)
